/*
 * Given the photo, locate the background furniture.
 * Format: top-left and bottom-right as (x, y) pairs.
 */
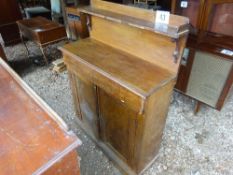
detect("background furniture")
(60, 0), (189, 174)
(50, 0), (64, 23)
(0, 58), (81, 175)
(133, 0), (158, 9)
(104, 0), (134, 4)
(0, 0), (22, 46)
(66, 7), (89, 40)
(134, 0), (157, 5)
(25, 6), (52, 19)
(17, 17), (67, 64)
(172, 0), (233, 111)
(19, 0), (51, 9)
(19, 0), (51, 15)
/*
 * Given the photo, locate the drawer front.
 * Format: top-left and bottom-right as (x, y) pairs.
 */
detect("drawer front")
(38, 27), (67, 44)
(18, 24), (39, 41)
(65, 55), (145, 114)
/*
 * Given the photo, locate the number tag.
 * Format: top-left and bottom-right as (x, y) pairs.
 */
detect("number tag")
(155, 10), (170, 24)
(180, 1), (188, 8)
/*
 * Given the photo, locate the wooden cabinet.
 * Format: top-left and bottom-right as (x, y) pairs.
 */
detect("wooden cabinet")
(0, 58), (81, 175)
(60, 0), (189, 174)
(0, 0), (22, 45)
(171, 0), (205, 33)
(172, 0), (233, 111)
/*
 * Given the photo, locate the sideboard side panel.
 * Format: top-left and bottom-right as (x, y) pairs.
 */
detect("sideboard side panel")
(90, 16), (179, 73)
(135, 80), (175, 173)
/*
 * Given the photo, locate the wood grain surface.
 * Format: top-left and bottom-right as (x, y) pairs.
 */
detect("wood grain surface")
(0, 58), (81, 175)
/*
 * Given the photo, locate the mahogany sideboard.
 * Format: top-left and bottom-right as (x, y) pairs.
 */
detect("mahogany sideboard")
(0, 58), (81, 175)
(60, 0), (189, 174)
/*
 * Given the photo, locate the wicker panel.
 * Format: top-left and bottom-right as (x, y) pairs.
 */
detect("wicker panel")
(187, 51), (232, 107)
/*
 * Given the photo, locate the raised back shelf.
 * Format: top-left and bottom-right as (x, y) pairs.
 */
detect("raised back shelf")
(78, 0), (189, 74)
(80, 6), (189, 38)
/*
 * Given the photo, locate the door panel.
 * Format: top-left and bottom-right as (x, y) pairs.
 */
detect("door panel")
(74, 75), (99, 138)
(98, 88), (137, 167)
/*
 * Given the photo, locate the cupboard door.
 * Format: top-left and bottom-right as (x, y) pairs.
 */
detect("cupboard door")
(70, 72), (99, 138)
(98, 88), (137, 167)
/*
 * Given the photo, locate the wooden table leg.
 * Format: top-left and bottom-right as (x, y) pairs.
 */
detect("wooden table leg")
(38, 38), (68, 65)
(20, 34), (30, 58)
(0, 44), (7, 62)
(39, 45), (48, 65)
(194, 101), (201, 115)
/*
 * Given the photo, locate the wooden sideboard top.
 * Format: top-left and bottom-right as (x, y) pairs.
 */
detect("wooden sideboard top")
(60, 38), (174, 97)
(0, 59), (81, 175)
